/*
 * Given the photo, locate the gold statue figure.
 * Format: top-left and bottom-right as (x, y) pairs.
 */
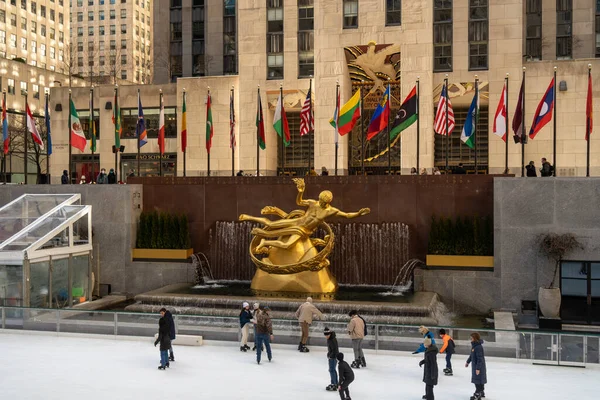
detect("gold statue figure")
(239, 178), (370, 294)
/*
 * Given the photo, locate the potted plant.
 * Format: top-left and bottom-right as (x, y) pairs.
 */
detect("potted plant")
(538, 233), (583, 318)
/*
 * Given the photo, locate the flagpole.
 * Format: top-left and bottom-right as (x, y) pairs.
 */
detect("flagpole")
(137, 89), (141, 177)
(231, 85), (235, 177)
(69, 89), (73, 184)
(416, 77), (420, 173)
(3, 89), (7, 185)
(24, 90), (28, 184)
(45, 90), (50, 184)
(335, 81), (339, 176)
(504, 74), (509, 174)
(553, 66), (557, 177)
(587, 64), (592, 177)
(308, 77), (312, 174)
(90, 86), (95, 182)
(474, 75), (479, 175)
(159, 89), (163, 177)
(360, 80), (365, 175)
(444, 75), (449, 173)
(387, 79), (391, 175)
(280, 83), (285, 175)
(183, 89), (187, 177)
(521, 67), (526, 177)
(256, 85), (260, 177)
(113, 85), (118, 181)
(207, 86), (211, 177)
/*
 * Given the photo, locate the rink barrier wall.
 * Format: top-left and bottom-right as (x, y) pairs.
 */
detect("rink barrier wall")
(1, 306), (598, 367)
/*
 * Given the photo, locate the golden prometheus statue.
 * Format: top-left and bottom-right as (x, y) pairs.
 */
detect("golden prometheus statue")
(239, 178), (370, 294)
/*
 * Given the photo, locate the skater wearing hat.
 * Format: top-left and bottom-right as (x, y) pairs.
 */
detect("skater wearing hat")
(336, 353), (354, 400)
(295, 297), (323, 352)
(239, 302), (253, 352)
(419, 338), (439, 400)
(413, 326), (436, 354)
(324, 327), (339, 391)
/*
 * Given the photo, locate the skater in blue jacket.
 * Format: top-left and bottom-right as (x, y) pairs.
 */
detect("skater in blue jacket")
(413, 326), (436, 354)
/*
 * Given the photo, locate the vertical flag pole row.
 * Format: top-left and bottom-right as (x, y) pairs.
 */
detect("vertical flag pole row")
(113, 86), (118, 180)
(231, 85), (235, 177)
(182, 89), (187, 177)
(207, 87), (211, 177)
(521, 67), (526, 177)
(587, 64), (592, 177)
(474, 75), (479, 174)
(3, 89), (8, 184)
(334, 81), (339, 176)
(90, 87), (95, 182)
(553, 66), (557, 177)
(68, 90), (73, 183)
(360, 80), (365, 175)
(416, 77), (420, 173)
(387, 79), (391, 175)
(45, 90), (51, 184)
(256, 85), (261, 177)
(504, 74), (509, 174)
(159, 89), (164, 177)
(137, 89), (141, 177)
(24, 90), (28, 184)
(308, 78), (312, 174)
(444, 75), (449, 172)
(280, 84), (285, 175)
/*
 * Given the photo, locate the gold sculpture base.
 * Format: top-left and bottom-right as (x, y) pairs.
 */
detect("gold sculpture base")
(250, 267), (338, 294)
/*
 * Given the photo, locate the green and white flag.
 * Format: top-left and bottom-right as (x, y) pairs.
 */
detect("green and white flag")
(460, 89), (479, 149)
(273, 92), (291, 146)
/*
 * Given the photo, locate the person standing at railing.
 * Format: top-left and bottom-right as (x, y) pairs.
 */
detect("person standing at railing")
(347, 310), (366, 369)
(413, 326), (436, 354)
(163, 308), (176, 362)
(295, 297), (323, 353)
(465, 332), (487, 400)
(439, 328), (455, 376)
(239, 302), (253, 352)
(255, 306), (274, 365)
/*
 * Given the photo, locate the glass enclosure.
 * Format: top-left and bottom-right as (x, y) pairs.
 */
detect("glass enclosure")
(0, 195), (93, 308)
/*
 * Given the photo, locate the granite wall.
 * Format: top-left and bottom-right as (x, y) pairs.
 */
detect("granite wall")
(417, 177), (600, 315)
(0, 185), (195, 295)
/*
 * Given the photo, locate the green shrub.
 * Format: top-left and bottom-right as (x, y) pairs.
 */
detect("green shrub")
(428, 215), (493, 256)
(136, 211), (191, 249)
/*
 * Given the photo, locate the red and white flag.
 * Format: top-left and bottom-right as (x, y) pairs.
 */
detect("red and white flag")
(434, 84), (455, 136)
(586, 71), (593, 141)
(299, 87), (314, 136)
(230, 89), (236, 148)
(26, 104), (44, 149)
(493, 83), (507, 142)
(158, 95), (165, 155)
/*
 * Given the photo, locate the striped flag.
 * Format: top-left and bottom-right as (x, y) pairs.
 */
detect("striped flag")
(158, 94), (165, 155)
(136, 93), (148, 148)
(181, 92), (187, 152)
(586, 70), (593, 141)
(46, 95), (52, 155)
(300, 87), (313, 136)
(493, 83), (507, 142)
(333, 88), (340, 144)
(230, 90), (236, 148)
(434, 84), (455, 136)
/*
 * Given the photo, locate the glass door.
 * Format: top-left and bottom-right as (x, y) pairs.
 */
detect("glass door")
(561, 261), (600, 325)
(590, 263), (600, 325)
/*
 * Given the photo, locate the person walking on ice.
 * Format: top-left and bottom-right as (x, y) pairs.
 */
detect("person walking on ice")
(295, 297), (323, 352)
(465, 332), (487, 400)
(324, 327), (339, 391)
(419, 338), (439, 400)
(154, 309), (171, 370)
(439, 328), (455, 376)
(336, 353), (355, 400)
(255, 306), (273, 364)
(347, 310), (366, 368)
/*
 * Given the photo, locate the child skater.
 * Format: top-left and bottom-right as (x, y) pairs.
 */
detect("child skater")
(336, 353), (355, 400)
(439, 328), (455, 376)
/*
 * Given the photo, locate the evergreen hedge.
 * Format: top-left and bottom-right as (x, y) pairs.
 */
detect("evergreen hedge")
(427, 215), (493, 256)
(136, 211), (191, 249)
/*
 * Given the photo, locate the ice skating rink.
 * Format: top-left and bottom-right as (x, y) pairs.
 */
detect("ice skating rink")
(1, 332), (598, 400)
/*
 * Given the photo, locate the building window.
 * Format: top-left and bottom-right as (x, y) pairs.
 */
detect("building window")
(110, 25), (116, 35)
(77, 12), (83, 22)
(21, 37), (27, 50)
(10, 13), (16, 27)
(0, 10), (4, 24)
(266, 0), (284, 79)
(343, 0), (358, 29)
(298, 0), (314, 78)
(110, 40), (116, 50)
(121, 54), (127, 65)
(78, 56), (84, 67)
(121, 71), (127, 80)
(20, 16), (26, 30)
(40, 5), (46, 17)
(100, 10), (105, 20)
(88, 11), (93, 21)
(468, 0), (488, 70)
(31, 40), (36, 53)
(121, 107), (178, 139)
(31, 21), (37, 33)
(77, 27), (83, 37)
(31, 2), (36, 13)
(192, 1), (205, 76)
(8, 79), (15, 95)
(278, 112), (314, 174)
(110, 10), (116, 19)
(88, 26), (94, 36)
(434, 0), (452, 72)
(50, 9), (54, 21)
(0, 31), (5, 45)
(78, 41), (84, 52)
(50, 46), (55, 59)
(20, 81), (27, 96)
(40, 43), (45, 55)
(59, 13), (63, 24)
(556, 0), (572, 59)
(50, 28), (55, 39)
(121, 9), (126, 18)
(99, 26), (105, 35)
(596, 1), (600, 57)
(10, 34), (16, 47)
(525, 1), (542, 60)
(33, 84), (40, 99)
(121, 24), (127, 34)
(386, 0), (401, 26)
(223, 0), (237, 74)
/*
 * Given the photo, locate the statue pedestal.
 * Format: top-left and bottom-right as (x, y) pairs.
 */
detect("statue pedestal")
(250, 267), (338, 294)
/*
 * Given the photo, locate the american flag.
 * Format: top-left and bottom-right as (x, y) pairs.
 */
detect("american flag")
(434, 84), (455, 136)
(300, 87), (314, 136)
(230, 89), (236, 148)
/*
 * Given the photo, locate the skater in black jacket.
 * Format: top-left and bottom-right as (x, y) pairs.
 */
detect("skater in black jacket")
(465, 332), (487, 400)
(324, 327), (339, 391)
(162, 308), (176, 361)
(336, 353), (355, 400)
(154, 313), (171, 370)
(419, 338), (439, 400)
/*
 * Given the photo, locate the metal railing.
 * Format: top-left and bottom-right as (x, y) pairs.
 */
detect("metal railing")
(1, 306), (598, 367)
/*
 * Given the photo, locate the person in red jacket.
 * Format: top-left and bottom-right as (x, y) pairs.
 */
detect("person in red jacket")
(439, 328), (456, 376)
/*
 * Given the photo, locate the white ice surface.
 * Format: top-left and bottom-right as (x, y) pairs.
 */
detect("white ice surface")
(1, 332), (599, 400)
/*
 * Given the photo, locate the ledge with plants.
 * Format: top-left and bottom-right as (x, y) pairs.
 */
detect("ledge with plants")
(133, 211), (192, 262)
(426, 215), (494, 269)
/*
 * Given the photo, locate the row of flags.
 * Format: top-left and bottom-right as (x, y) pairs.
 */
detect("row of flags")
(2, 92), (49, 156)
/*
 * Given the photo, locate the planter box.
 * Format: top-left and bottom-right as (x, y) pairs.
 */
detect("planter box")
(132, 248), (194, 262)
(426, 255), (494, 269)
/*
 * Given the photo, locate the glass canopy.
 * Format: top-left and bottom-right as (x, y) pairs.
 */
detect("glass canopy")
(0, 194), (92, 263)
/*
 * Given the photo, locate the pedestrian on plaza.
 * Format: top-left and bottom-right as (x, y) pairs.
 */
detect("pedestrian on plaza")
(97, 168), (108, 184)
(411, 167), (418, 175)
(128, 169), (135, 178)
(236, 170), (244, 176)
(239, 301), (253, 352)
(324, 327), (339, 391)
(433, 167), (442, 175)
(336, 353), (355, 400)
(540, 158), (554, 177)
(161, 308), (176, 362)
(439, 328), (455, 376)
(465, 332), (487, 400)
(308, 167), (318, 176)
(154, 308), (172, 370)
(107, 168), (117, 184)
(79, 174), (87, 184)
(255, 306), (273, 365)
(419, 338), (439, 400)
(420, 168), (428, 175)
(526, 161), (537, 177)
(295, 297), (323, 352)
(413, 326), (436, 354)
(455, 163), (467, 174)
(321, 166), (329, 176)
(347, 310), (367, 369)
(61, 170), (69, 184)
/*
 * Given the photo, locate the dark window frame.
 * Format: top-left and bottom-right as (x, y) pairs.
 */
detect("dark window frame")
(343, 0), (358, 29)
(267, 0), (284, 80)
(433, 0), (453, 72)
(526, 0), (542, 61)
(556, 0), (572, 59)
(468, 0), (488, 71)
(297, 0), (314, 78)
(385, 0), (402, 26)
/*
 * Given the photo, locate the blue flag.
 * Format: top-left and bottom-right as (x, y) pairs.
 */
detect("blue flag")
(136, 94), (148, 148)
(45, 96), (52, 155)
(460, 91), (478, 149)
